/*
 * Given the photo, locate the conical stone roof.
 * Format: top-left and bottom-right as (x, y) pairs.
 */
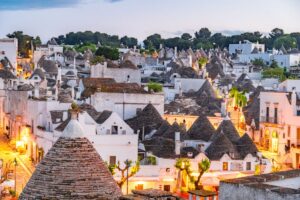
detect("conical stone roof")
(205, 133), (240, 160)
(237, 133), (258, 158)
(187, 115), (216, 141)
(126, 104), (164, 138)
(161, 121), (186, 141)
(20, 115), (122, 200)
(211, 117), (240, 143)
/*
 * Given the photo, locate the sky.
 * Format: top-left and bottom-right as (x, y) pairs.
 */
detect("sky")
(0, 0), (299, 42)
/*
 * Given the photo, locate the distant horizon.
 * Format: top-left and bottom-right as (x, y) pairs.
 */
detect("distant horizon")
(0, 0), (299, 42)
(0, 28), (293, 44)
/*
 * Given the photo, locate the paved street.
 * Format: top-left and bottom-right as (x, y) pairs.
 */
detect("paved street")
(0, 133), (32, 196)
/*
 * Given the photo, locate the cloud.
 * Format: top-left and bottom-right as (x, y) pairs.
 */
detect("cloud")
(0, 0), (82, 11)
(104, 0), (123, 3)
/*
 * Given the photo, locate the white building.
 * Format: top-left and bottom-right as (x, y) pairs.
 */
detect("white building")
(273, 54), (300, 68)
(34, 105), (138, 167)
(33, 41), (63, 67)
(238, 53), (272, 65)
(0, 38), (18, 69)
(80, 78), (164, 120)
(91, 60), (141, 85)
(229, 41), (265, 55)
(259, 90), (300, 166)
(164, 78), (206, 102)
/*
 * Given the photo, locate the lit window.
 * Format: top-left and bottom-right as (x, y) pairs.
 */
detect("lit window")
(135, 184), (143, 190)
(223, 162), (228, 171)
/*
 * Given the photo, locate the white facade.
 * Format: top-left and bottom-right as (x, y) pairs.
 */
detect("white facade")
(229, 41), (265, 55)
(0, 38), (18, 69)
(90, 92), (164, 120)
(35, 110), (138, 167)
(91, 62), (141, 85)
(238, 53), (272, 65)
(279, 80), (300, 92)
(33, 44), (63, 66)
(273, 54), (300, 68)
(259, 91), (300, 159)
(163, 78), (206, 102)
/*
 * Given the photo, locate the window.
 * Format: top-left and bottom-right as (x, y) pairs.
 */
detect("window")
(135, 184), (143, 190)
(246, 162), (251, 170)
(109, 156), (116, 165)
(223, 162), (228, 171)
(274, 107), (278, 124)
(163, 185), (171, 192)
(111, 126), (118, 135)
(288, 126), (291, 137)
(266, 107), (270, 122)
(297, 110), (300, 116)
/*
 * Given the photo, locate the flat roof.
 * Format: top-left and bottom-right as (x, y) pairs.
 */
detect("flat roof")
(221, 169), (300, 195)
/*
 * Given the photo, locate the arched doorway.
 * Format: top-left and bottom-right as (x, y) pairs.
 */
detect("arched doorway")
(264, 129), (270, 150)
(271, 131), (279, 152)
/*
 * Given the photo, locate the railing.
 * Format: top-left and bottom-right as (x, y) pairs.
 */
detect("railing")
(260, 116), (278, 124)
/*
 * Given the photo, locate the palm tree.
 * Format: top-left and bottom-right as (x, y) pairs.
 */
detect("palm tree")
(193, 159), (211, 190)
(175, 158), (192, 192)
(229, 87), (247, 110)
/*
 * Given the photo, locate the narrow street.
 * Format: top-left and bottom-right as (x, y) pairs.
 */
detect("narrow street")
(0, 133), (32, 196)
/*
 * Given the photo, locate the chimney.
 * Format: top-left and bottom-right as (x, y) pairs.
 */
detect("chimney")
(70, 110), (78, 120)
(133, 45), (136, 52)
(57, 67), (62, 82)
(188, 55), (192, 67)
(71, 86), (75, 100)
(34, 82), (39, 98)
(175, 132), (181, 155)
(174, 47), (178, 58)
(62, 111), (68, 121)
(291, 87), (297, 115)
(159, 44), (163, 49)
(221, 100), (227, 117)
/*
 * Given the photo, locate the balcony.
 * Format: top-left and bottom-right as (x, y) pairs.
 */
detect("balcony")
(260, 116), (279, 125)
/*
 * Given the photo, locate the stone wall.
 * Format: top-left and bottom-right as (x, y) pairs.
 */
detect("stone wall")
(219, 182), (300, 200)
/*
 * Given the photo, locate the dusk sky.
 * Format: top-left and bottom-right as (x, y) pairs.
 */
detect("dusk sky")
(0, 0), (299, 42)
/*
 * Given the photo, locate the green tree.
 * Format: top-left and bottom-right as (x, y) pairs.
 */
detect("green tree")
(90, 56), (105, 65)
(147, 82), (162, 92)
(181, 33), (193, 41)
(273, 35), (297, 50)
(74, 42), (97, 53)
(251, 58), (266, 68)
(175, 158), (211, 191)
(262, 67), (286, 82)
(198, 57), (208, 68)
(229, 87), (247, 108)
(194, 159), (211, 190)
(210, 33), (227, 48)
(270, 60), (279, 68)
(95, 46), (119, 60)
(270, 28), (284, 39)
(120, 36), (138, 48)
(7, 31), (39, 57)
(195, 28), (211, 39)
(107, 160), (140, 189)
(143, 34), (162, 49)
(290, 32), (300, 48)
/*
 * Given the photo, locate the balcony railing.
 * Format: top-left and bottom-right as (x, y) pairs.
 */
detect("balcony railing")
(260, 116), (279, 124)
